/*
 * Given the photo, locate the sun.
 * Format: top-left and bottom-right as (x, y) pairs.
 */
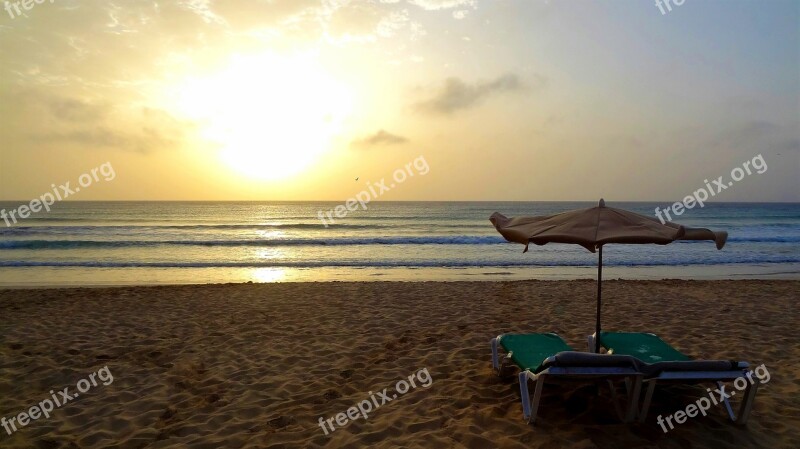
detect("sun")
(172, 52), (353, 180)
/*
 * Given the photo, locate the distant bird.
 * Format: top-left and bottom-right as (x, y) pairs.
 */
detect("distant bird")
(355, 177), (359, 181)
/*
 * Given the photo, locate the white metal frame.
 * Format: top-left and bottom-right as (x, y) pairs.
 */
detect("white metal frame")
(587, 333), (760, 424)
(637, 372), (760, 424)
(492, 335), (643, 425)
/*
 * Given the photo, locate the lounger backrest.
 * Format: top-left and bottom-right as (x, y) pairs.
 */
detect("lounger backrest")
(545, 351), (642, 369)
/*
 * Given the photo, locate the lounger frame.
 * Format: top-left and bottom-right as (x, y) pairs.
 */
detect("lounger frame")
(637, 371), (759, 425)
(492, 335), (643, 425)
(587, 333), (759, 425)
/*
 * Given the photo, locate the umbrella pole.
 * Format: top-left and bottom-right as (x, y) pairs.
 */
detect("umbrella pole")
(595, 246), (602, 353)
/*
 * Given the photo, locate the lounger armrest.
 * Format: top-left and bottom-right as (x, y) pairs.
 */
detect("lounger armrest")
(654, 370), (748, 381)
(543, 366), (641, 376)
(643, 360), (747, 377)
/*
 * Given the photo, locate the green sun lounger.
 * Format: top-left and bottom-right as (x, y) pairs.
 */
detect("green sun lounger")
(491, 333), (643, 424)
(591, 331), (758, 424)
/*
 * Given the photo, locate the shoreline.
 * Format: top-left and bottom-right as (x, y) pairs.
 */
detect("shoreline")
(1, 263), (799, 288)
(2, 276), (800, 290)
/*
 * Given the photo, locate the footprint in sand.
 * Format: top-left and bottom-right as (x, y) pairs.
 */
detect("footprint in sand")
(322, 389), (341, 402)
(267, 415), (296, 430)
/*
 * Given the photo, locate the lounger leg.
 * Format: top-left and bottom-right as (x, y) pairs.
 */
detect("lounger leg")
(529, 373), (545, 425)
(638, 381), (657, 423)
(587, 334), (596, 352)
(518, 370), (532, 422)
(717, 381), (737, 421)
(736, 378), (760, 425)
(491, 337), (500, 372)
(625, 376), (643, 423)
(607, 379), (628, 421)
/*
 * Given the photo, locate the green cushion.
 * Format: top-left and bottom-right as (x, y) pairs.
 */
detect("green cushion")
(499, 333), (574, 373)
(599, 332), (691, 363)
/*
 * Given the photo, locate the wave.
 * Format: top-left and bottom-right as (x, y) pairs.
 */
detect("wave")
(736, 237), (800, 242)
(690, 236), (800, 243)
(4, 215), (473, 222)
(0, 236), (506, 249)
(0, 223), (391, 233)
(0, 223), (490, 235)
(4, 233), (800, 250)
(2, 258), (799, 268)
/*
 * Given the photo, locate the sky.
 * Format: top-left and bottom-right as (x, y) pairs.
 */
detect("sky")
(0, 0), (798, 202)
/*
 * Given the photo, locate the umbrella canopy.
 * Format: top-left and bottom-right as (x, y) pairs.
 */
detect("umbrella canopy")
(490, 199), (727, 352)
(490, 199), (727, 253)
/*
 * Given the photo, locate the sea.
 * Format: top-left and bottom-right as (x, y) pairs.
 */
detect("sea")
(0, 201), (798, 287)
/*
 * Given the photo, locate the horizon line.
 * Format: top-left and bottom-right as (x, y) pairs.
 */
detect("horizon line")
(0, 199), (798, 204)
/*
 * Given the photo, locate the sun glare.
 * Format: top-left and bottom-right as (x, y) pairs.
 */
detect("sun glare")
(173, 53), (353, 180)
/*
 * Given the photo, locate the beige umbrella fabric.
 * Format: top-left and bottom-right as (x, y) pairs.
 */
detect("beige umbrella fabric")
(490, 199), (727, 352)
(490, 199), (727, 253)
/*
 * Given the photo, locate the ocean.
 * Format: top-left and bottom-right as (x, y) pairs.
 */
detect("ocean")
(0, 201), (798, 287)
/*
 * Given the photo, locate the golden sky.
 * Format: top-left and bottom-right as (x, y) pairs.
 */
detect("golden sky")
(0, 0), (798, 201)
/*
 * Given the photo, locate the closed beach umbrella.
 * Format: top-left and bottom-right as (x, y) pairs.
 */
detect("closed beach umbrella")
(490, 199), (727, 353)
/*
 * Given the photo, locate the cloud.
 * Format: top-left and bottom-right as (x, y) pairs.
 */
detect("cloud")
(415, 73), (527, 115)
(0, 88), (192, 154)
(48, 97), (110, 122)
(408, 0), (477, 11)
(774, 138), (800, 154)
(704, 120), (785, 153)
(352, 129), (409, 147)
(0, 0), (476, 161)
(327, 2), (416, 43)
(29, 127), (175, 154)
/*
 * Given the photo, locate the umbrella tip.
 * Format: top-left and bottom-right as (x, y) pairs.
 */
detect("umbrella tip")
(599, 198), (605, 207)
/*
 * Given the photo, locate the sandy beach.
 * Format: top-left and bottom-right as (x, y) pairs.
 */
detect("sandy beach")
(0, 280), (797, 448)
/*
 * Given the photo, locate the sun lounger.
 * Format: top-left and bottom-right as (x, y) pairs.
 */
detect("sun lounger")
(589, 331), (758, 424)
(491, 333), (643, 424)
